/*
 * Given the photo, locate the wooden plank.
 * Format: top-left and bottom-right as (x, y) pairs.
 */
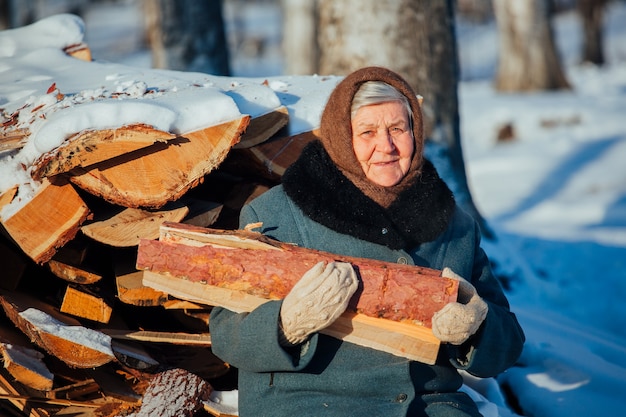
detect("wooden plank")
(47, 236), (106, 285)
(0, 177), (90, 264)
(69, 117), (250, 209)
(105, 330), (211, 346)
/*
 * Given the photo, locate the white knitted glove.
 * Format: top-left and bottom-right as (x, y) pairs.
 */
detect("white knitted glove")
(279, 261), (358, 346)
(431, 267), (488, 345)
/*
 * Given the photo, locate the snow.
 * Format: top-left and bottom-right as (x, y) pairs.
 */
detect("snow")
(2, 2), (626, 416)
(19, 308), (114, 356)
(0, 14), (340, 220)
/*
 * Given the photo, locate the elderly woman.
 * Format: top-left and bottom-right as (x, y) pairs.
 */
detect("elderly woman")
(210, 66), (525, 417)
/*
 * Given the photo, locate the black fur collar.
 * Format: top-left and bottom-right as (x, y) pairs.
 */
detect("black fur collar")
(282, 141), (456, 249)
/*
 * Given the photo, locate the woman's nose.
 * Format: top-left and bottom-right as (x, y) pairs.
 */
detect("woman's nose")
(375, 130), (395, 151)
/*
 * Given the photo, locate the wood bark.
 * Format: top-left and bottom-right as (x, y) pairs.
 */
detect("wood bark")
(136, 222), (458, 364)
(492, 0), (570, 91)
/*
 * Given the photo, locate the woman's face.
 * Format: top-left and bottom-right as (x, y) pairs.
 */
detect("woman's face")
(351, 101), (414, 187)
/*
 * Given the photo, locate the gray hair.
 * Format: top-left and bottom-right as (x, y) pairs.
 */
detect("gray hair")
(351, 81), (413, 126)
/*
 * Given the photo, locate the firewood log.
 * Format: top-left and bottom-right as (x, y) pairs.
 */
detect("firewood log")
(233, 106), (289, 149)
(30, 124), (175, 181)
(136, 222), (458, 364)
(0, 342), (54, 391)
(0, 177), (90, 264)
(68, 117), (250, 209)
(60, 285), (113, 324)
(81, 205), (189, 248)
(0, 291), (116, 369)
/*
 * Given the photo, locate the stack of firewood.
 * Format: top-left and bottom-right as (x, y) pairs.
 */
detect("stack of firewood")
(0, 27), (333, 415)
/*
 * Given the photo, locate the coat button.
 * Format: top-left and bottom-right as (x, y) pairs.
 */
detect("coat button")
(381, 228), (388, 235)
(395, 393), (408, 402)
(397, 257), (408, 264)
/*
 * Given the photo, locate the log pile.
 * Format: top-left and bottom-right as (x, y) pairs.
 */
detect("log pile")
(0, 15), (455, 417)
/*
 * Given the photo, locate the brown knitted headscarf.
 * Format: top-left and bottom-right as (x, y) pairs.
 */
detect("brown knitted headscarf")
(319, 66), (425, 208)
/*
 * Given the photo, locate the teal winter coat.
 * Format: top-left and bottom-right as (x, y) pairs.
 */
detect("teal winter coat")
(210, 142), (525, 417)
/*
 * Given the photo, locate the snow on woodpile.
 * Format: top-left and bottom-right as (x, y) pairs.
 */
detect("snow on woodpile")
(0, 13), (342, 220)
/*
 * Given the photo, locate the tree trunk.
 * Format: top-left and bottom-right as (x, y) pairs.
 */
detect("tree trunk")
(317, 0), (492, 237)
(492, 0), (570, 91)
(146, 0), (231, 75)
(577, 0), (606, 65)
(282, 0), (318, 75)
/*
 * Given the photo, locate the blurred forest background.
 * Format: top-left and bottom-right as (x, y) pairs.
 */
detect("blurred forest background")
(0, 0), (619, 235)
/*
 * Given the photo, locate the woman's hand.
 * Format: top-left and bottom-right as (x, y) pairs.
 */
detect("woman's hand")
(431, 268), (488, 345)
(279, 261), (358, 346)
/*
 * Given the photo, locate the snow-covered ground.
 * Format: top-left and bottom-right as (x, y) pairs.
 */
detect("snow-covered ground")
(2, 1), (626, 416)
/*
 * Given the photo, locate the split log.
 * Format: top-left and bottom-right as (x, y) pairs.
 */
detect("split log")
(234, 106), (289, 149)
(0, 292), (116, 369)
(68, 117), (250, 209)
(0, 367), (51, 417)
(63, 42), (92, 62)
(47, 236), (106, 285)
(0, 177), (90, 264)
(0, 343), (54, 391)
(224, 130), (318, 181)
(177, 198), (223, 228)
(30, 124), (174, 181)
(60, 286), (113, 324)
(116, 271), (169, 307)
(81, 205), (189, 248)
(48, 260), (102, 285)
(137, 222), (458, 364)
